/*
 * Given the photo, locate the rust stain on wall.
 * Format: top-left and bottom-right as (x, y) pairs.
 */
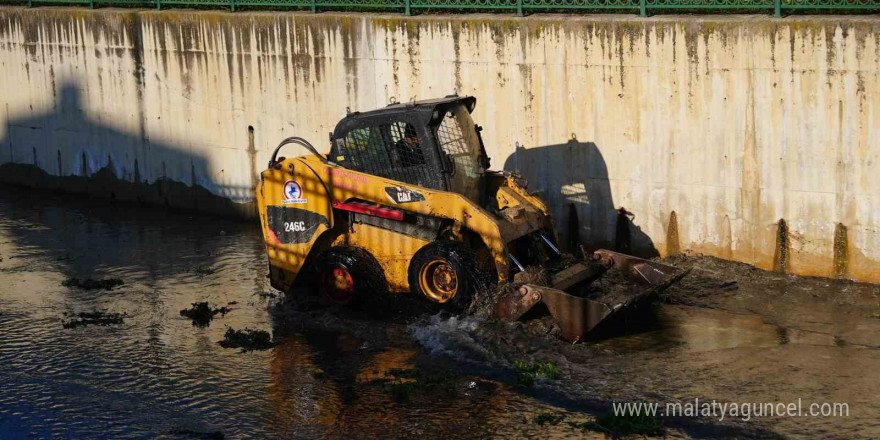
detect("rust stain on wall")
(666, 211), (681, 256)
(773, 219), (791, 274)
(833, 222), (849, 279)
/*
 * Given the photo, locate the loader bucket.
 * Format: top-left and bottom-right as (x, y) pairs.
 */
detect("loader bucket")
(494, 249), (689, 342)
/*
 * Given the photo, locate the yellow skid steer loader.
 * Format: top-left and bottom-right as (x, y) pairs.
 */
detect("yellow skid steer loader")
(256, 95), (686, 342)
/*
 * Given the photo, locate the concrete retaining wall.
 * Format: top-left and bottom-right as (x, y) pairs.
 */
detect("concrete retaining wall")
(0, 7), (878, 281)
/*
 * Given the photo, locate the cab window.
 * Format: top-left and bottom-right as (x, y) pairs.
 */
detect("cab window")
(335, 121), (440, 189)
(336, 126), (392, 173)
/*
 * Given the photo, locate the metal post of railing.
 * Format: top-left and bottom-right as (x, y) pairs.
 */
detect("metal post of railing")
(405, 0), (411, 16)
(230, 0), (235, 12)
(639, 0), (646, 16)
(774, 0), (781, 17)
(89, 0), (94, 8)
(516, 0), (523, 16)
(156, 0), (161, 10)
(311, 0), (316, 13)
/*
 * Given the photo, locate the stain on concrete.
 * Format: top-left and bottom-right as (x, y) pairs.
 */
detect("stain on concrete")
(773, 219), (790, 274)
(721, 215), (732, 260)
(247, 125), (258, 191)
(666, 211), (680, 256)
(833, 222), (849, 279)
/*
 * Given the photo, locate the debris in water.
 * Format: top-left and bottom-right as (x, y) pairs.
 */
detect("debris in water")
(577, 411), (664, 438)
(253, 291), (278, 299)
(513, 360), (559, 387)
(165, 428), (225, 439)
(218, 327), (274, 351)
(179, 302), (231, 327)
(719, 280), (739, 291)
(62, 277), (124, 290)
(513, 265), (552, 285)
(380, 368), (460, 403)
(532, 412), (567, 426)
(62, 310), (127, 329)
(192, 265), (217, 276)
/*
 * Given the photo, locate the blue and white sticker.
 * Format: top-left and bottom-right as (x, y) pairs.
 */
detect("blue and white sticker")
(282, 180), (307, 204)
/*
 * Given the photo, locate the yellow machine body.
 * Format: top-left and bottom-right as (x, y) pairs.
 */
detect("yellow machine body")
(257, 154), (552, 294)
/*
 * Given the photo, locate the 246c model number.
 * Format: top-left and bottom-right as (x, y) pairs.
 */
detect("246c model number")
(284, 221), (306, 232)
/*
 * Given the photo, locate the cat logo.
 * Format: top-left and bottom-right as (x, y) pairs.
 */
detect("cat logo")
(384, 186), (425, 204)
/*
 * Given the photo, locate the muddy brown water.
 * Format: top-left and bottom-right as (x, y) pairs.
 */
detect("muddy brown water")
(0, 186), (878, 439)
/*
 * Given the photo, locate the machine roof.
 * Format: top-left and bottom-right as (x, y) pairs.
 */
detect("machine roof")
(332, 95), (476, 134)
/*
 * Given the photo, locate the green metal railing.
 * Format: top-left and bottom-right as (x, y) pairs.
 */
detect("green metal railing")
(5, 0), (879, 16)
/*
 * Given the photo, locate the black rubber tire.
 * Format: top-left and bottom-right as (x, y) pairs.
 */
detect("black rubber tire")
(408, 241), (482, 313)
(310, 246), (387, 307)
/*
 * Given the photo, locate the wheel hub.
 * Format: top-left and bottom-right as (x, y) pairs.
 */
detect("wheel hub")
(420, 260), (458, 303)
(322, 266), (354, 305)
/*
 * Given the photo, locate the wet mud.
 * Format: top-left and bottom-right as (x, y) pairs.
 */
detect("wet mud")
(402, 253), (880, 439)
(1, 185), (879, 439)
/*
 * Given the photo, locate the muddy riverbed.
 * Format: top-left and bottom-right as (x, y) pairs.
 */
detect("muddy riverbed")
(0, 186), (878, 439)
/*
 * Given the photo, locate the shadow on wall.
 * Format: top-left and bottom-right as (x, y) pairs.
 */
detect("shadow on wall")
(0, 81), (255, 218)
(503, 137), (658, 258)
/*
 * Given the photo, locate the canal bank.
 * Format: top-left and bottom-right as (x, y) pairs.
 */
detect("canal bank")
(0, 8), (878, 281)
